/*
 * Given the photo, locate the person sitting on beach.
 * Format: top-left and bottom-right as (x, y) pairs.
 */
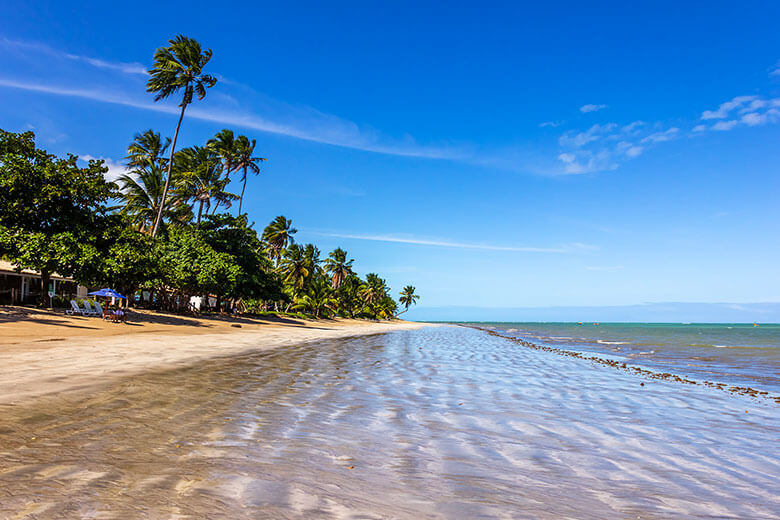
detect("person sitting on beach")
(112, 307), (126, 324)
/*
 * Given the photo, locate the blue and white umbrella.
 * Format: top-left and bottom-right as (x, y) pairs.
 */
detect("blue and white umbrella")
(88, 288), (127, 299)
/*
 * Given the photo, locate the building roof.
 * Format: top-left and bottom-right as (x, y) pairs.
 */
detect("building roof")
(0, 260), (72, 281)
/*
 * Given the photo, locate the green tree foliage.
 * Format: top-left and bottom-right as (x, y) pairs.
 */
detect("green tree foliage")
(199, 214), (283, 302)
(157, 226), (240, 306)
(0, 130), (114, 306)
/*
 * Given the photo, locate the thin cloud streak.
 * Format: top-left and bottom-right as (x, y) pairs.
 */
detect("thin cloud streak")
(308, 231), (597, 253)
(0, 77), (463, 160)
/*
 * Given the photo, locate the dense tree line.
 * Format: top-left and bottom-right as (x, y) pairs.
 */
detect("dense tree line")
(0, 35), (419, 319)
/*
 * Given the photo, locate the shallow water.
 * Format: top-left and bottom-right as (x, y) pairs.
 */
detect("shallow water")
(477, 322), (780, 392)
(0, 326), (778, 519)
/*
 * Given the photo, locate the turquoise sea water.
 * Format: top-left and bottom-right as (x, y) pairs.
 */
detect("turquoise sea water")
(470, 322), (780, 392)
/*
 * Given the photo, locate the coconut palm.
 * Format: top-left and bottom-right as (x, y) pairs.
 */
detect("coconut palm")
(146, 35), (217, 237)
(233, 135), (266, 215)
(279, 244), (309, 298)
(207, 129), (241, 180)
(398, 285), (419, 315)
(118, 163), (190, 232)
(293, 277), (337, 319)
(262, 215), (297, 266)
(126, 129), (170, 169)
(175, 146), (238, 227)
(324, 248), (354, 289)
(360, 273), (387, 306)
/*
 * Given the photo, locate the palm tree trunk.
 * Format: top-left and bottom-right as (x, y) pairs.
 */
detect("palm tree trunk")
(238, 166), (248, 215)
(151, 95), (188, 238)
(196, 200), (204, 228)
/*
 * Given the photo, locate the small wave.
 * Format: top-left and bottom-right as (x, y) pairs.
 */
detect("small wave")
(638, 350), (656, 355)
(549, 336), (574, 340)
(505, 328), (519, 332)
(597, 340), (630, 345)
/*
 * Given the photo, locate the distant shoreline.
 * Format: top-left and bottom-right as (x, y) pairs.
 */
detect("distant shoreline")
(0, 306), (432, 405)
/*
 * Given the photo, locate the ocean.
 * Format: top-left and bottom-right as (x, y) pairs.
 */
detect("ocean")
(470, 322), (780, 393)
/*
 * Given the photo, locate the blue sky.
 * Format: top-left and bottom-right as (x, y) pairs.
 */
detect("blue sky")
(1, 2), (779, 318)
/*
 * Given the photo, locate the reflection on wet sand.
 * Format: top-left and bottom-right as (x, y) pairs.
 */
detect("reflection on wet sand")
(1, 326), (778, 518)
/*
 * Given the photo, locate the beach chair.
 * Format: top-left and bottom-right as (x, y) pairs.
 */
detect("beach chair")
(65, 299), (83, 316)
(94, 301), (111, 320)
(82, 300), (100, 317)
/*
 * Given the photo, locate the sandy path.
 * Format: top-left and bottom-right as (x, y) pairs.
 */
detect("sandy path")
(0, 307), (429, 405)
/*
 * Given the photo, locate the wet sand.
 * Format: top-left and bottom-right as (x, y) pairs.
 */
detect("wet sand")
(0, 306), (427, 404)
(1, 325), (778, 518)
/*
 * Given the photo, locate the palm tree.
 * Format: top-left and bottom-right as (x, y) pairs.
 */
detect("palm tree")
(262, 216), (297, 266)
(126, 129), (170, 169)
(324, 248), (354, 289)
(175, 146), (238, 227)
(293, 277), (337, 319)
(279, 244), (310, 303)
(233, 135), (266, 215)
(118, 163), (190, 232)
(360, 273), (387, 307)
(146, 35), (217, 237)
(207, 129), (241, 180)
(398, 285), (420, 315)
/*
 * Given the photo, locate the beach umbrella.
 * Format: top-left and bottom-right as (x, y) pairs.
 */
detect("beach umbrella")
(88, 288), (127, 299)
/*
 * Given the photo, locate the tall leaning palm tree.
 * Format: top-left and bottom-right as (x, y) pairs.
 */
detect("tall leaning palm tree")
(398, 285), (420, 315)
(146, 35), (217, 237)
(234, 135), (266, 215)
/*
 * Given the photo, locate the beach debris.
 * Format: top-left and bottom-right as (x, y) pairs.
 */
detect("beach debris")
(347, 466), (355, 470)
(231, 324), (242, 328)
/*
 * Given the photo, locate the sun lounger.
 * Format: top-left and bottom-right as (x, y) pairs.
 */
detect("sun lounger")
(65, 299), (82, 315)
(94, 301), (111, 320)
(82, 301), (100, 317)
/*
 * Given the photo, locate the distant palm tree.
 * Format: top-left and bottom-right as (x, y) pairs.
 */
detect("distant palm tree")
(233, 135), (266, 215)
(279, 244), (309, 294)
(262, 215), (297, 266)
(324, 248), (354, 289)
(146, 35), (217, 237)
(126, 129), (170, 169)
(175, 146), (238, 227)
(398, 285), (420, 315)
(207, 129), (241, 180)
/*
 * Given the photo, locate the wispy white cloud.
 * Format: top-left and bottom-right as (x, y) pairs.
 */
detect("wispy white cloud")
(1, 37), (146, 75)
(580, 103), (608, 113)
(701, 95), (760, 120)
(711, 120), (739, 131)
(641, 127), (679, 143)
(81, 155), (129, 182)
(0, 77), (465, 160)
(307, 231), (598, 254)
(770, 61), (780, 77)
(696, 95), (780, 132)
(539, 120), (563, 128)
